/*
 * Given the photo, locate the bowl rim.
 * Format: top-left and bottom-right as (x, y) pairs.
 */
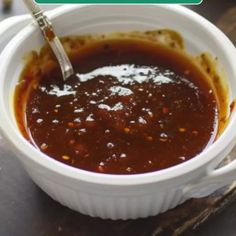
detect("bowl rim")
(0, 4), (236, 186)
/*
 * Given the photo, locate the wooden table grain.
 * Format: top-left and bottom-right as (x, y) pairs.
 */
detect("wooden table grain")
(0, 1), (236, 236)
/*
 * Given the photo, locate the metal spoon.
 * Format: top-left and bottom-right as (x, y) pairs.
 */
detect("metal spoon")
(23, 0), (74, 81)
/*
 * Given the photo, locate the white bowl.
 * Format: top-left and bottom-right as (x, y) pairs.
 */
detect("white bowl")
(0, 5), (236, 220)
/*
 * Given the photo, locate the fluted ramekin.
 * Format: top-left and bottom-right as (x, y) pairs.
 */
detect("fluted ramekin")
(0, 5), (236, 219)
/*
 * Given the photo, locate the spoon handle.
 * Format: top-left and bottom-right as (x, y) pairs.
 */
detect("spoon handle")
(23, 0), (74, 81)
(23, 0), (41, 14)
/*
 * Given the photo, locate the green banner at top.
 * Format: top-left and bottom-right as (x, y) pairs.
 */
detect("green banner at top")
(35, 0), (202, 3)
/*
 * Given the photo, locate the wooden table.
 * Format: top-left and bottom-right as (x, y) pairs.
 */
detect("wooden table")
(1, 1), (236, 235)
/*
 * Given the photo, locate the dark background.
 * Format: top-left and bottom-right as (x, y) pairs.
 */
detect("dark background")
(1, 1), (236, 235)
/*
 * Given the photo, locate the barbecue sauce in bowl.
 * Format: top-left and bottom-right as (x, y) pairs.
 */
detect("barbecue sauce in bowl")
(14, 30), (228, 174)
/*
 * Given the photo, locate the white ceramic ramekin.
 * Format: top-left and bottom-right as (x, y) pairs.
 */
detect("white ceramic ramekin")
(0, 5), (236, 220)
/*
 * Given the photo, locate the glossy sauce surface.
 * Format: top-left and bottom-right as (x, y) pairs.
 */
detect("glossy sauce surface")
(15, 38), (218, 174)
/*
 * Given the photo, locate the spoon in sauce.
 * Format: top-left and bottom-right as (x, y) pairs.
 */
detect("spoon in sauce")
(23, 0), (74, 81)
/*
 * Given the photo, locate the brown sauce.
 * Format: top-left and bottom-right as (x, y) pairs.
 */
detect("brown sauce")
(14, 31), (226, 174)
